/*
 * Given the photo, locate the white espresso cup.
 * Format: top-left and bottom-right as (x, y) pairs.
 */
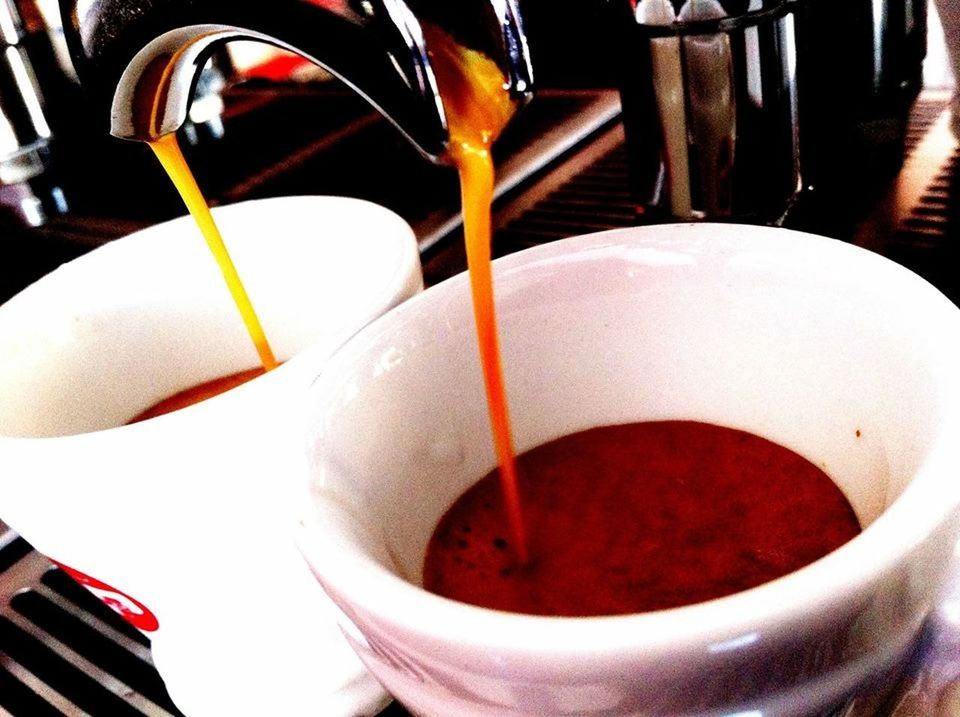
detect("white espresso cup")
(298, 223), (960, 716)
(0, 195), (423, 716)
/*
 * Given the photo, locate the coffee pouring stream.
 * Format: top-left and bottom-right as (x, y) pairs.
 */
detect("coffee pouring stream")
(58, 0), (535, 384)
(58, 0), (534, 160)
(0, 3), (534, 715)
(55, 0), (539, 565)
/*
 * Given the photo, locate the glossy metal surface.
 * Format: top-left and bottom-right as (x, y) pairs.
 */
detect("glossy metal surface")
(0, 0), (69, 224)
(58, 0), (534, 161)
(615, 0), (802, 222)
(0, 0), (50, 172)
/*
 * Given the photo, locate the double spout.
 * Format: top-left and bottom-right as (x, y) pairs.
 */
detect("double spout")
(58, 0), (534, 161)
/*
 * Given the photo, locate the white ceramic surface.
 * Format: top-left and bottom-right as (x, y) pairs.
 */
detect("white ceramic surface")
(0, 196), (423, 716)
(299, 223), (960, 716)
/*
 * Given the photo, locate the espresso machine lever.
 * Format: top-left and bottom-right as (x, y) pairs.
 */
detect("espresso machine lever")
(58, 0), (534, 161)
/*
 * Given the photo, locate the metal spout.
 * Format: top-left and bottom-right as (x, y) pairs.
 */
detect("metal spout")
(58, 0), (533, 161)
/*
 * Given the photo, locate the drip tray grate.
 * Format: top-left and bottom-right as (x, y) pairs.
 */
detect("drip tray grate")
(883, 114), (960, 304)
(0, 529), (183, 716)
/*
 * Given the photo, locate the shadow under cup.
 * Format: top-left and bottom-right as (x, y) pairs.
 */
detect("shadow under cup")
(614, 0), (801, 223)
(302, 224), (960, 716)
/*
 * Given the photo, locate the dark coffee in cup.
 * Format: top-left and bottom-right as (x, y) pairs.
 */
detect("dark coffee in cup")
(424, 420), (861, 616)
(127, 368), (266, 423)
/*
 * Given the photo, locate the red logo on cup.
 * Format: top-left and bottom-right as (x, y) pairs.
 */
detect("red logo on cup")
(53, 562), (160, 632)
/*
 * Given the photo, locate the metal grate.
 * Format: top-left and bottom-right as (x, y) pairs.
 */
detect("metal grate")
(494, 94), (955, 257)
(494, 142), (635, 252)
(0, 529), (183, 716)
(903, 95), (952, 153)
(899, 150), (960, 238)
(878, 95), (960, 304)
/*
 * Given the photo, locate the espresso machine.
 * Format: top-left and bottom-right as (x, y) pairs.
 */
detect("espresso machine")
(0, 0), (233, 227)
(0, 0), (931, 228)
(3, 1), (960, 716)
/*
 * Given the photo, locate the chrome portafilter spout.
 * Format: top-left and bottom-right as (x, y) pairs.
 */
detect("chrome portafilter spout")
(58, 0), (534, 161)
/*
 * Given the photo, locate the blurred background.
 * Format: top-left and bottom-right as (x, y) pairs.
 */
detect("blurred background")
(0, 0), (955, 292)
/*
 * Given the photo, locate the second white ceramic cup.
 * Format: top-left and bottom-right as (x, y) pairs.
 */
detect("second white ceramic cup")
(0, 195), (422, 716)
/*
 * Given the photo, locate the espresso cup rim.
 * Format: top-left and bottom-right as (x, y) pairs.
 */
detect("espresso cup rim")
(0, 194), (421, 441)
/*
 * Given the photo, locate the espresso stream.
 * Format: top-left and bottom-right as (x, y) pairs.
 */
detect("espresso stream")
(423, 24), (528, 563)
(140, 28), (530, 558)
(149, 134), (278, 372)
(139, 33), (862, 618)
